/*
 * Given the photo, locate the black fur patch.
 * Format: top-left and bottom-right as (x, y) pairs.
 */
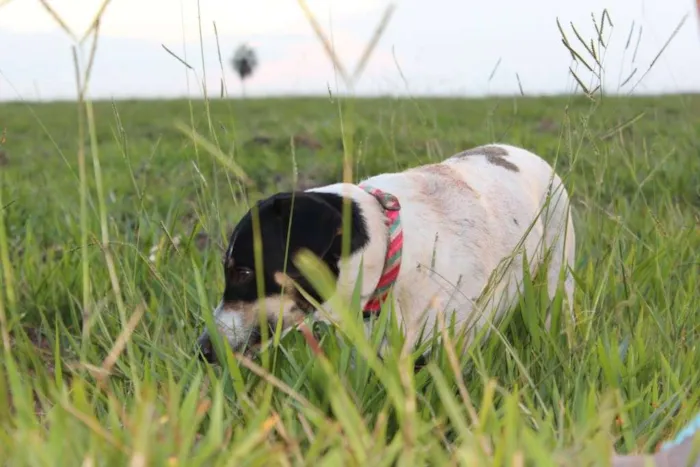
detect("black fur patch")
(221, 191), (370, 312)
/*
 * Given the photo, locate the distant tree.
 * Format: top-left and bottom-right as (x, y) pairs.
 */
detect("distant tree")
(231, 43), (258, 97)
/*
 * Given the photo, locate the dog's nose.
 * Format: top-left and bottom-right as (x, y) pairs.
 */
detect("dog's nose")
(196, 332), (217, 363)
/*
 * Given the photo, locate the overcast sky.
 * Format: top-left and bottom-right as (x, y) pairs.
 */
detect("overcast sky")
(0, 0), (698, 101)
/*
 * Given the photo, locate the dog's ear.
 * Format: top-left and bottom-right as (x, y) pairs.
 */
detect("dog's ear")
(271, 192), (342, 263)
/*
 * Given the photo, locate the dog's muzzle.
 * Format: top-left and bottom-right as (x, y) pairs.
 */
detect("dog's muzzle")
(196, 331), (216, 363)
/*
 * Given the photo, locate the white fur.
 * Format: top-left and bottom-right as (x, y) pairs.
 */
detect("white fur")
(212, 300), (243, 337)
(307, 143), (576, 353)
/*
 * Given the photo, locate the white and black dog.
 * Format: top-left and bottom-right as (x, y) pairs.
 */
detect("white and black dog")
(197, 144), (576, 363)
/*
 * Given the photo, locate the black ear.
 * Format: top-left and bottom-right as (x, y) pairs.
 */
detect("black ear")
(271, 192), (342, 263)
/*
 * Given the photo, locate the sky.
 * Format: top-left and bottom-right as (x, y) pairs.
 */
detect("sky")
(0, 0), (699, 101)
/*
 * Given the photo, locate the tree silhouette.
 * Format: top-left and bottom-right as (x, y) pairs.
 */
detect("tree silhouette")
(231, 44), (258, 97)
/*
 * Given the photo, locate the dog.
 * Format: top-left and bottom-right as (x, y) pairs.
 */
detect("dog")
(196, 144), (576, 363)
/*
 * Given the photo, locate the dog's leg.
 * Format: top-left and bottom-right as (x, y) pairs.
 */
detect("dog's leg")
(542, 191), (576, 331)
(543, 254), (574, 331)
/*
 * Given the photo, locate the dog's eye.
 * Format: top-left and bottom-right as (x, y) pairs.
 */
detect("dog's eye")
(229, 267), (254, 284)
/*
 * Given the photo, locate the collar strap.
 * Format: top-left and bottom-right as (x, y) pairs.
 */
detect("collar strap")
(358, 184), (404, 318)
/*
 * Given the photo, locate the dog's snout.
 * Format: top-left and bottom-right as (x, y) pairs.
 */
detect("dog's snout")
(196, 332), (216, 363)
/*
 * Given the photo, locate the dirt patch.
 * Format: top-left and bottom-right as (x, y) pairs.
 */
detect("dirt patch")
(537, 118), (559, 133)
(26, 327), (53, 355)
(194, 232), (210, 251)
(272, 167), (328, 191)
(5, 327), (58, 419)
(249, 135), (273, 146)
(293, 132), (323, 151)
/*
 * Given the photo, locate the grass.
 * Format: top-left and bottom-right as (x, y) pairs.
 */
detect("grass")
(0, 7), (698, 465)
(0, 91), (699, 465)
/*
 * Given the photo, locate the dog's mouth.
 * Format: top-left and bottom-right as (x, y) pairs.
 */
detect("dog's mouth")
(244, 327), (262, 350)
(240, 321), (278, 354)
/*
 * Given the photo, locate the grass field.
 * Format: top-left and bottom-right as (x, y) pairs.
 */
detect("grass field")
(0, 92), (699, 465)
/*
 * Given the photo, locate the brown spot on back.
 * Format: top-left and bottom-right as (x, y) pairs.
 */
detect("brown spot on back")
(457, 145), (508, 158)
(455, 145), (519, 172)
(485, 154), (519, 172)
(405, 163), (480, 230)
(409, 163), (476, 196)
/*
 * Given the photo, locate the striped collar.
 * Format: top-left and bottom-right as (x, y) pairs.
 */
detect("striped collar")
(358, 184), (404, 318)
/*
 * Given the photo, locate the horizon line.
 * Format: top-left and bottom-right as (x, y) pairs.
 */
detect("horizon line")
(2, 90), (699, 105)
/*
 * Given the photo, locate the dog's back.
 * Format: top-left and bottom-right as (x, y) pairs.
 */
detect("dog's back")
(360, 144), (575, 349)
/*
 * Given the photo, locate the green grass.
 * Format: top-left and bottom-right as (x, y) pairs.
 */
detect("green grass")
(0, 92), (699, 466)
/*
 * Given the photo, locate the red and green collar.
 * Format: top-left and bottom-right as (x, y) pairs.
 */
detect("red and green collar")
(358, 184), (404, 318)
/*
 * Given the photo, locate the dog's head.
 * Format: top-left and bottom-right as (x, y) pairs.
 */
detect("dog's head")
(196, 190), (369, 363)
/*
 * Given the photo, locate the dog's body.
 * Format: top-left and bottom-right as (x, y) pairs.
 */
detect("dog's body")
(197, 144), (576, 362)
